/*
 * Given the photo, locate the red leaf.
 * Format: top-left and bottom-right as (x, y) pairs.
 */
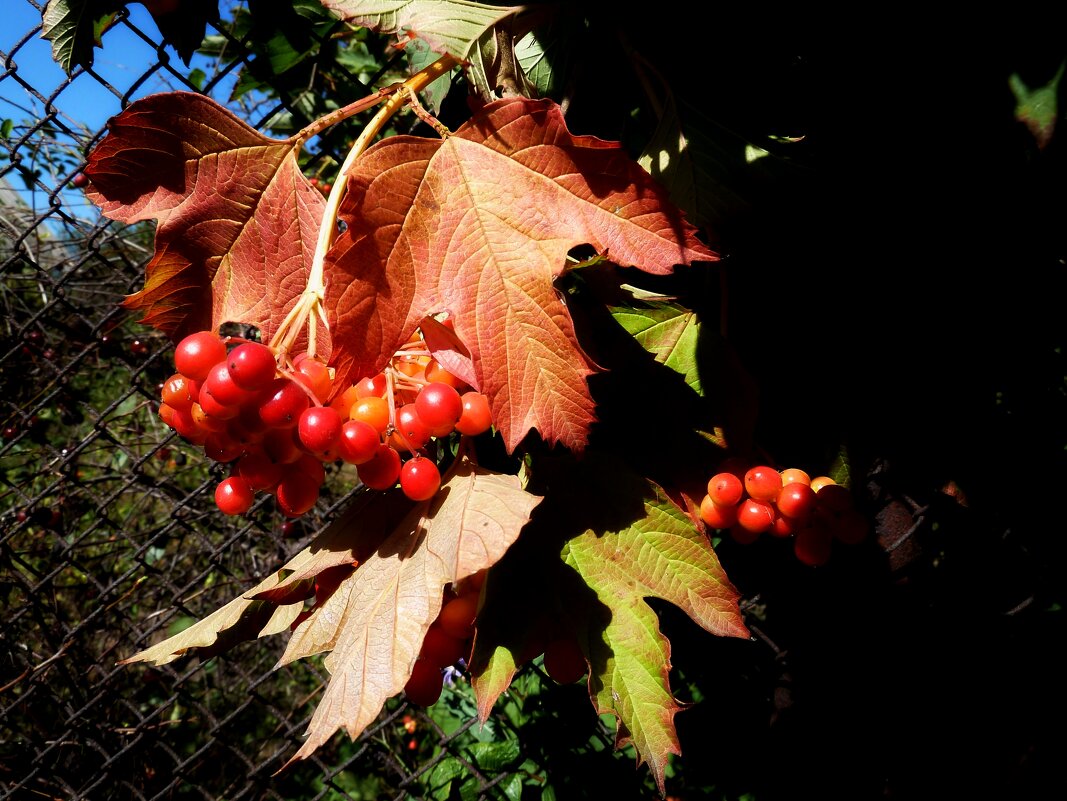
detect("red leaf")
(85, 92), (328, 349)
(325, 97), (716, 453)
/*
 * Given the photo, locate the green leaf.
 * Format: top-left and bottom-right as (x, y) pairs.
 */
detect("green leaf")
(472, 455), (748, 795)
(608, 302), (703, 394)
(499, 773), (523, 801)
(405, 37), (453, 113)
(464, 739), (521, 772)
(320, 0), (522, 59)
(1010, 61), (1064, 150)
(426, 757), (466, 801)
(558, 461), (749, 793)
(513, 10), (579, 99)
(40, 0), (120, 74)
(1, 119), (13, 139)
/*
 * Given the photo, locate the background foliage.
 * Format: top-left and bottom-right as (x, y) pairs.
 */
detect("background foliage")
(2, 2), (1066, 799)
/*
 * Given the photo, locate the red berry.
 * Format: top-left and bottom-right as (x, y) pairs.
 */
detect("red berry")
(543, 636), (586, 684)
(400, 458), (441, 501)
(815, 483), (854, 513)
(357, 444), (401, 490)
(338, 419), (381, 465)
(389, 404), (432, 452)
(203, 361), (258, 408)
(699, 494), (738, 529)
(259, 378), (311, 429)
(404, 659), (443, 707)
(707, 471), (744, 507)
(293, 355), (333, 402)
(419, 624), (465, 668)
(437, 594), (478, 640)
(415, 382), (463, 431)
(275, 469), (319, 517)
(737, 498), (775, 534)
(235, 451), (283, 491)
(794, 522), (833, 566)
(455, 392), (492, 436)
(355, 372), (388, 399)
(160, 373), (195, 411)
(744, 465), (782, 502)
(174, 331), (226, 382)
(227, 342), (276, 391)
(215, 476), (254, 515)
(298, 406), (343, 457)
(776, 482), (817, 520)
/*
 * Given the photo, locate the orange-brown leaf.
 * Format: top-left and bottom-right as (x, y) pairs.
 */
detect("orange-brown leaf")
(85, 92), (327, 347)
(325, 97), (716, 453)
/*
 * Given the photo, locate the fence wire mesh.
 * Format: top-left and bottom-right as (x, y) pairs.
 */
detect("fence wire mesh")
(6, 4), (1066, 801)
(0, 4), (637, 799)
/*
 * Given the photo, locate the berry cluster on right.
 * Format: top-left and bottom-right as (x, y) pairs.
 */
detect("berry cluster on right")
(699, 462), (869, 566)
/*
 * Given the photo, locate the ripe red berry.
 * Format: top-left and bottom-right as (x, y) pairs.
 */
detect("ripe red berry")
(259, 378), (311, 428)
(203, 361), (258, 408)
(227, 342), (276, 391)
(389, 404), (432, 452)
(275, 469), (319, 517)
(437, 594), (478, 640)
(543, 636), (586, 684)
(404, 659), (443, 707)
(707, 472), (744, 507)
(298, 406), (343, 456)
(419, 624), (465, 668)
(338, 419), (380, 465)
(776, 482), (817, 520)
(744, 465), (782, 502)
(455, 392), (492, 436)
(235, 451), (283, 491)
(737, 498), (775, 534)
(215, 476), (254, 515)
(415, 382), (463, 431)
(699, 494), (738, 529)
(357, 444), (401, 490)
(400, 457), (441, 501)
(174, 331), (226, 382)
(794, 522), (833, 566)
(293, 355), (333, 401)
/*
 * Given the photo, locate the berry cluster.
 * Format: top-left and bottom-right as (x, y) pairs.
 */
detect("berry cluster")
(699, 461), (869, 566)
(156, 328), (492, 517)
(404, 569), (487, 706)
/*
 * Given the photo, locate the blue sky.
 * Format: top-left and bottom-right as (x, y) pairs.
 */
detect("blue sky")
(1, 1), (234, 221)
(0, 2), (214, 135)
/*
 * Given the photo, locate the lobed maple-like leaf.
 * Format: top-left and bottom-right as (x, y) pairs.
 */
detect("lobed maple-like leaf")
(282, 458), (541, 765)
(562, 489), (750, 791)
(325, 97), (717, 453)
(320, 0), (521, 59)
(85, 92), (328, 348)
(470, 456), (748, 794)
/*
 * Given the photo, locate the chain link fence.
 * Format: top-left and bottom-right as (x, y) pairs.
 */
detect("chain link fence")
(0, 4), (647, 798)
(5, 4), (1067, 800)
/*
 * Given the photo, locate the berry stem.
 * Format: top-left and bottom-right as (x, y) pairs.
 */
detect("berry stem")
(270, 54), (458, 362)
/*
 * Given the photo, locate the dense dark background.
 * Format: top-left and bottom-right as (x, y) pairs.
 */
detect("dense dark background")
(639, 30), (1067, 801)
